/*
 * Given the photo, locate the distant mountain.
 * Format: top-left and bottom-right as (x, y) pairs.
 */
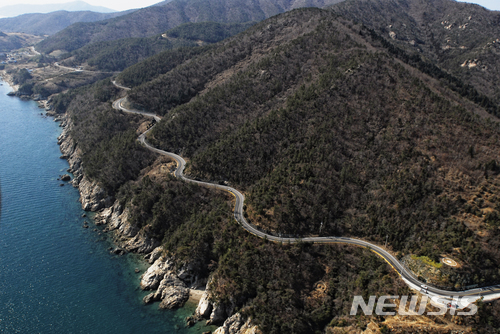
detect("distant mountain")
(36, 0), (346, 54)
(0, 10), (134, 36)
(0, 1), (115, 18)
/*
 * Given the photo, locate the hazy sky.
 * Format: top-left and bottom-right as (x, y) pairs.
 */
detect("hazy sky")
(0, 0), (499, 12)
(83, 0), (161, 11)
(455, 0), (500, 11)
(0, 0), (162, 11)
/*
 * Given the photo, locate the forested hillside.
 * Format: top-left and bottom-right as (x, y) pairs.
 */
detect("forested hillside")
(165, 21), (255, 43)
(36, 0), (346, 54)
(122, 7), (500, 290)
(53, 79), (155, 193)
(330, 0), (500, 105)
(58, 22), (254, 71)
(52, 3), (500, 333)
(117, 45), (215, 87)
(60, 35), (197, 72)
(55, 74), (409, 334)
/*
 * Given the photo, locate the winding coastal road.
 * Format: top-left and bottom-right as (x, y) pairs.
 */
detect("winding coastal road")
(111, 83), (500, 309)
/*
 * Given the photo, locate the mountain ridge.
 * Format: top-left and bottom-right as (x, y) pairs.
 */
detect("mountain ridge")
(0, 32), (43, 52)
(115, 6), (500, 288)
(36, 0), (346, 53)
(0, 10), (134, 36)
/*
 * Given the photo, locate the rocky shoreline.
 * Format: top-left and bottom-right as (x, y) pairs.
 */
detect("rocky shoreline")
(56, 113), (260, 334)
(1, 70), (56, 113)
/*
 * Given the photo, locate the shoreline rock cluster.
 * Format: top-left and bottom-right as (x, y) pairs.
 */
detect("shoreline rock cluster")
(57, 114), (259, 333)
(141, 255), (190, 309)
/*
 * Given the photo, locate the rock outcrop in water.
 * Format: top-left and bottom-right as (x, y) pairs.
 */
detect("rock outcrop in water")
(140, 256), (170, 290)
(94, 202), (196, 310)
(58, 117), (194, 310)
(137, 255), (190, 309)
(195, 290), (213, 318)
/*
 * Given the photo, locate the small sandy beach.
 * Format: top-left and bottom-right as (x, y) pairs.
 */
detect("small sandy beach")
(189, 288), (205, 303)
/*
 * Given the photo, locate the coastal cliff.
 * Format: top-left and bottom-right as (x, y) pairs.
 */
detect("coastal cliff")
(213, 313), (261, 334)
(58, 116), (113, 211)
(96, 201), (256, 332)
(57, 115), (249, 333)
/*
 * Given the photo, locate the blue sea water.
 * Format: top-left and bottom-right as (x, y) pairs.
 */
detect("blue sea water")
(0, 81), (208, 333)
